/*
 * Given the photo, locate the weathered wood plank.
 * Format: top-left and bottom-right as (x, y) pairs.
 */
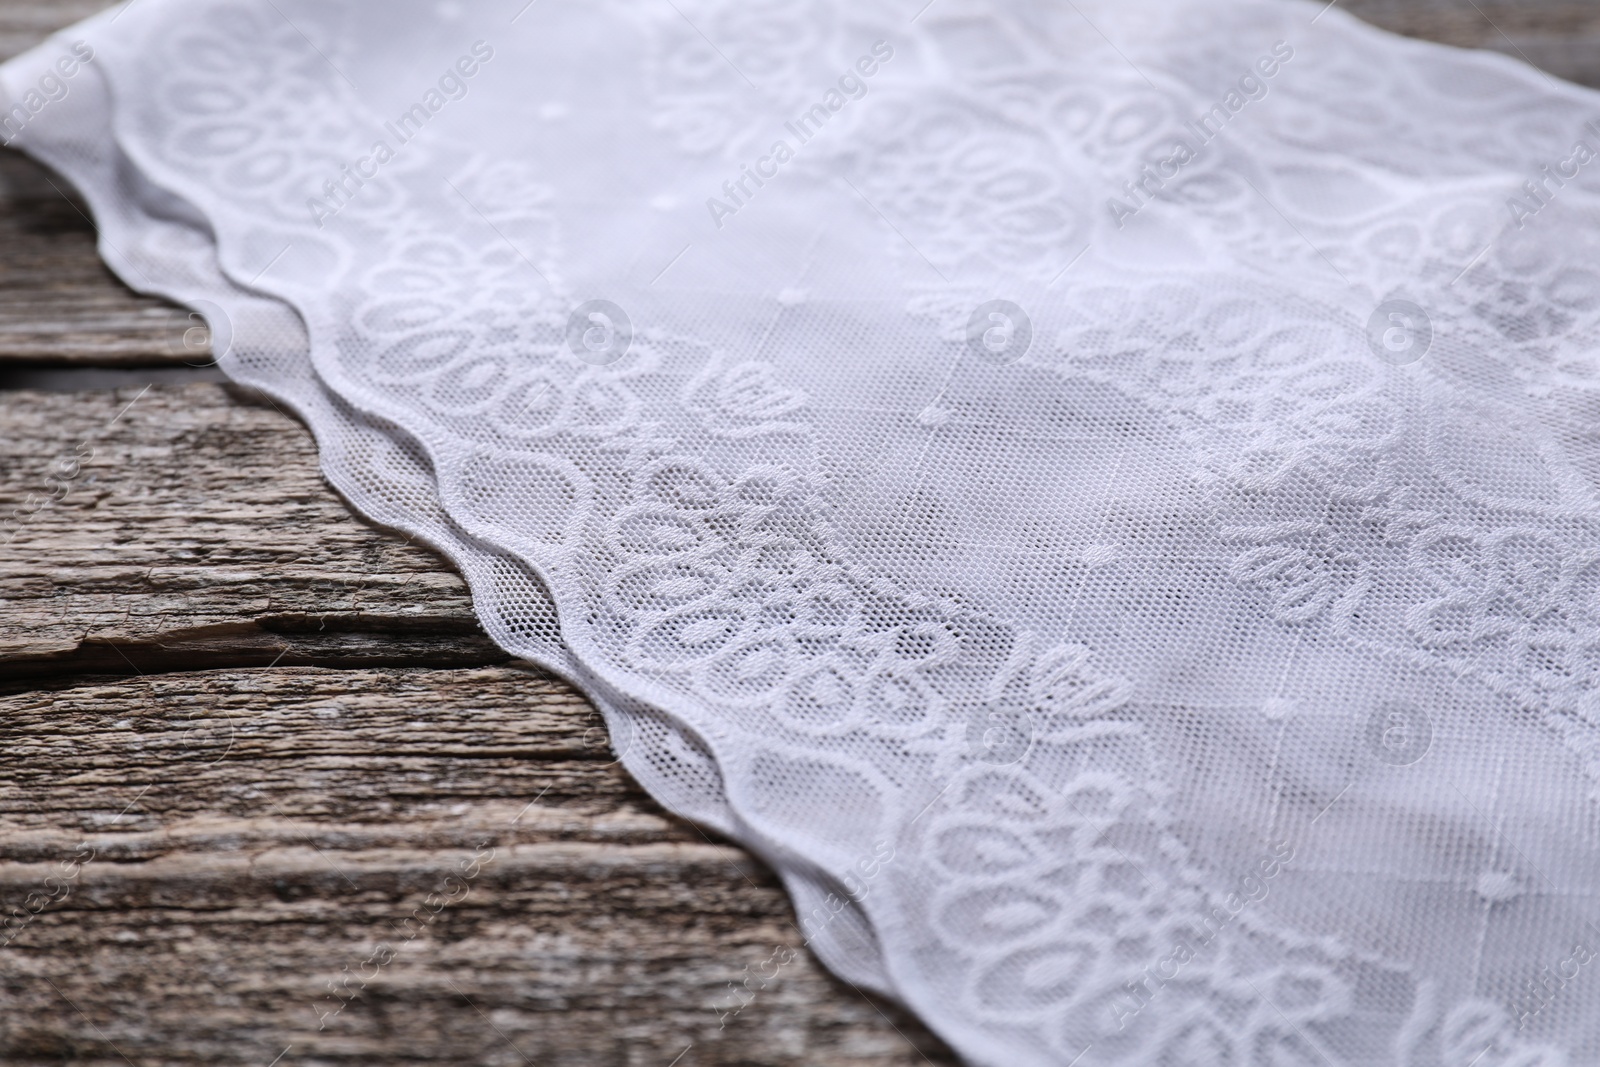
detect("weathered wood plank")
(3, 3), (1597, 1065)
(0, 384), (503, 680)
(0, 375), (952, 1063)
(0, 0), (220, 365)
(0, 666), (953, 1066)
(0, 150), (200, 367)
(0, 0), (107, 63)
(0, 376), (958, 1065)
(1340, 0), (1600, 86)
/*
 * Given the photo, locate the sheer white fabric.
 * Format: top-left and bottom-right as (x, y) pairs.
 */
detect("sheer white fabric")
(9, 0), (1600, 1062)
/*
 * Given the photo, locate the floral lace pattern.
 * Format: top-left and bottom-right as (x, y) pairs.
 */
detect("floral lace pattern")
(19, 0), (1600, 1061)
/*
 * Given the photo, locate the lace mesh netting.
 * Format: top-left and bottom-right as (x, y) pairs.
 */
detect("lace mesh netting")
(9, 0), (1600, 1062)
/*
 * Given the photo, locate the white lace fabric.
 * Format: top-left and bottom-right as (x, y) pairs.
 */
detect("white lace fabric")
(9, 0), (1600, 1062)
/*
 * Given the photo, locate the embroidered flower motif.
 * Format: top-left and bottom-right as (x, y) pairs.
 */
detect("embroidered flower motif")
(1222, 522), (1368, 625)
(684, 358), (809, 436)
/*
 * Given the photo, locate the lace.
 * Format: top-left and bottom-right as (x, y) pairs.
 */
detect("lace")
(9, 0), (1600, 1061)
(1, 37), (894, 996)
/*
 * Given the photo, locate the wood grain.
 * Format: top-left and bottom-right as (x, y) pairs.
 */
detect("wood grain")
(1343, 0), (1600, 85)
(0, 385), (954, 1065)
(0, 384), (502, 681)
(0, 0), (106, 63)
(0, 151), (198, 367)
(0, 666), (952, 1067)
(2, 1), (1598, 1065)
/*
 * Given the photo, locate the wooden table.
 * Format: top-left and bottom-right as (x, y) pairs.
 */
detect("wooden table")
(1, 2), (1595, 1064)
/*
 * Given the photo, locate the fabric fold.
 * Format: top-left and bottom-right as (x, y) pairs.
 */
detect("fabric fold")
(12, 0), (1600, 1062)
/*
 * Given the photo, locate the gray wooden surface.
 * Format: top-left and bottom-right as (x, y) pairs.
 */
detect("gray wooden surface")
(0, 385), (961, 1067)
(1, 386), (969, 1067)
(1, 1), (1597, 1065)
